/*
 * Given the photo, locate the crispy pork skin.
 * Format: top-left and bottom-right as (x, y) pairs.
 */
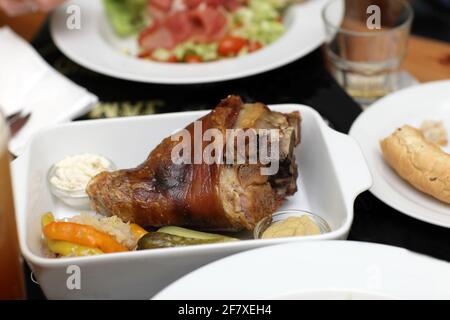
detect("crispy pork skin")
(87, 96), (300, 231)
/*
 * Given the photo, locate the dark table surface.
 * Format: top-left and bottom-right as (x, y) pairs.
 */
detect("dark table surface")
(411, 0), (450, 43)
(25, 21), (450, 300)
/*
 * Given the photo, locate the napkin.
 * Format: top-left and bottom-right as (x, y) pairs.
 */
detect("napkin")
(0, 27), (98, 156)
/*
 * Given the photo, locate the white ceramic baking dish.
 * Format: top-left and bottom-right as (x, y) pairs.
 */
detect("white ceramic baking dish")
(12, 104), (372, 299)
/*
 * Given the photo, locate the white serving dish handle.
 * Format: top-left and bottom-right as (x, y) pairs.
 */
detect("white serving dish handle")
(322, 125), (373, 212)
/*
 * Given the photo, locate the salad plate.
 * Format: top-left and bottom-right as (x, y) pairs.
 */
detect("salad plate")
(50, 0), (333, 84)
(154, 241), (450, 300)
(350, 80), (450, 228)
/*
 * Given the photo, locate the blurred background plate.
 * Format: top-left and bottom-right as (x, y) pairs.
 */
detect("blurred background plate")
(350, 80), (450, 228)
(154, 241), (450, 300)
(50, 0), (334, 84)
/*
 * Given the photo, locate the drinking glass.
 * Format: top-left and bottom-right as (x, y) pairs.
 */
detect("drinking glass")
(322, 0), (414, 104)
(0, 112), (26, 299)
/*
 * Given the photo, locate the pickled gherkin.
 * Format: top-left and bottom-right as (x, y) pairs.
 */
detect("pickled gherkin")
(137, 232), (225, 250)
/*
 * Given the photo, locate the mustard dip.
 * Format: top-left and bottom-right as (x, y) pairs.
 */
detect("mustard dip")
(262, 216), (321, 239)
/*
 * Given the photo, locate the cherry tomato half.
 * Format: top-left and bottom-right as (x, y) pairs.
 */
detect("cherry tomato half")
(248, 41), (263, 53)
(166, 54), (179, 63)
(184, 54), (203, 63)
(218, 36), (248, 57)
(138, 50), (152, 59)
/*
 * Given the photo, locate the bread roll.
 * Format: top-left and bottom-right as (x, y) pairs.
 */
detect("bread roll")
(380, 125), (450, 204)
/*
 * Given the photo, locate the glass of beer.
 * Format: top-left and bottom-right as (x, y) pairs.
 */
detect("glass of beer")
(0, 111), (26, 299)
(322, 0), (413, 105)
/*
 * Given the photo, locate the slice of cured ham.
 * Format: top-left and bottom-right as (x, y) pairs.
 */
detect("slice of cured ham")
(140, 4), (229, 51)
(140, 0), (246, 53)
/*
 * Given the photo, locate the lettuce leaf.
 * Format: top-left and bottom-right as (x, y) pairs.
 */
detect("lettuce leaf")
(103, 0), (148, 37)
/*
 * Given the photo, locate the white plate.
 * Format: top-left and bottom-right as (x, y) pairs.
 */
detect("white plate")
(154, 241), (450, 300)
(50, 0), (332, 84)
(350, 80), (450, 228)
(12, 104), (371, 299)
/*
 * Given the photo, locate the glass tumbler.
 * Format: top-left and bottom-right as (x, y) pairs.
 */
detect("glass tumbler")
(322, 0), (414, 104)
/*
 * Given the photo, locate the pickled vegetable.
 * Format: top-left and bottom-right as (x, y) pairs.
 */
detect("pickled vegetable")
(43, 222), (128, 253)
(157, 226), (238, 242)
(41, 212), (55, 227)
(137, 232), (224, 250)
(41, 212), (104, 257)
(44, 239), (104, 257)
(130, 223), (148, 240)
